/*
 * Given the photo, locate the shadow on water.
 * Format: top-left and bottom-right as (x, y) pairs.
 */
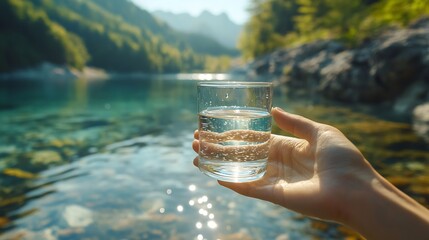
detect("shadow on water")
(0, 75), (427, 239)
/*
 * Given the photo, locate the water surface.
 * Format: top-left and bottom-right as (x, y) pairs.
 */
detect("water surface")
(0, 75), (428, 239)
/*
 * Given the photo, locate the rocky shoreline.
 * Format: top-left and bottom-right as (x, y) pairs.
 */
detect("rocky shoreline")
(0, 62), (108, 81)
(244, 18), (429, 142)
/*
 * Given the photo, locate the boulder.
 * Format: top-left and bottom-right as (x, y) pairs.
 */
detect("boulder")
(319, 50), (373, 102)
(320, 23), (429, 103)
(249, 40), (344, 78)
(247, 18), (429, 111)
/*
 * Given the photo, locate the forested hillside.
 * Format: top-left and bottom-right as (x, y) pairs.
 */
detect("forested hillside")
(239, 0), (429, 59)
(0, 0), (235, 73)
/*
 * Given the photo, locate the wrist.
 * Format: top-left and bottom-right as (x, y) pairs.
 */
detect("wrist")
(337, 165), (379, 226)
(341, 166), (429, 239)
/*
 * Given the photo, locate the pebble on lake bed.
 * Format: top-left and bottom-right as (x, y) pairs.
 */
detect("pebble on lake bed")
(31, 150), (62, 165)
(63, 205), (93, 227)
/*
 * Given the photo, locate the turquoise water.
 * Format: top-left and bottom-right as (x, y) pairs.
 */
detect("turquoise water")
(0, 75), (428, 239)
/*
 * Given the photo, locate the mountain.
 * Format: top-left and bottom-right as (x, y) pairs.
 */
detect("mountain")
(153, 10), (242, 49)
(0, 0), (235, 73)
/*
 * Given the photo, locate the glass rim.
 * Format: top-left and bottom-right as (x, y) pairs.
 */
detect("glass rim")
(197, 81), (272, 88)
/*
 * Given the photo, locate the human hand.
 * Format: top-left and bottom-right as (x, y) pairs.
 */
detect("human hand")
(193, 107), (429, 239)
(192, 107), (377, 223)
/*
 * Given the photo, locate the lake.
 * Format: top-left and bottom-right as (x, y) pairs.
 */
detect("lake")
(1, 74), (428, 239)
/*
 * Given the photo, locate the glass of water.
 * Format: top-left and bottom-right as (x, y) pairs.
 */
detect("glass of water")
(197, 81), (273, 182)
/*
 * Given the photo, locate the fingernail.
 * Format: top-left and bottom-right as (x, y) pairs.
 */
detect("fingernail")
(275, 107), (286, 112)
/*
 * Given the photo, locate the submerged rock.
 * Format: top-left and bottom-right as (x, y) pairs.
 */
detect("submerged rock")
(31, 150), (62, 166)
(2, 168), (37, 179)
(62, 205), (93, 228)
(0, 217), (9, 228)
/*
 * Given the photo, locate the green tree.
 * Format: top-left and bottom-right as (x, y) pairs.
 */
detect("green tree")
(290, 0), (366, 44)
(361, 0), (429, 37)
(239, 0), (299, 59)
(0, 0), (89, 71)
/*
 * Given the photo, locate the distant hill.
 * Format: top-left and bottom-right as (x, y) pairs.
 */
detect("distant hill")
(0, 0), (236, 73)
(153, 10), (242, 49)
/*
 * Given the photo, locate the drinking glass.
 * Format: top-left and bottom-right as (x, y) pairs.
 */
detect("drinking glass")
(197, 81), (273, 182)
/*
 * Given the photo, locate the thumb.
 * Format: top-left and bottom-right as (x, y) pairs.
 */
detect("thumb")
(271, 107), (318, 142)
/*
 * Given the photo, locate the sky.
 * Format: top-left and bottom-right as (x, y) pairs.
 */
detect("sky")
(131, 0), (250, 25)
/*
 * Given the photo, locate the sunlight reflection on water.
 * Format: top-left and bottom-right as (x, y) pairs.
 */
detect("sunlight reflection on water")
(176, 73), (232, 81)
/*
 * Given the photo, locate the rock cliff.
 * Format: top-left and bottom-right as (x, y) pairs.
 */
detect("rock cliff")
(244, 18), (429, 142)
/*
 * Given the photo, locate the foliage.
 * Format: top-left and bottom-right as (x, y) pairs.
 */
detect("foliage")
(240, 0), (429, 59)
(360, 0), (429, 38)
(0, 0), (234, 73)
(239, 0), (299, 59)
(0, 0), (89, 71)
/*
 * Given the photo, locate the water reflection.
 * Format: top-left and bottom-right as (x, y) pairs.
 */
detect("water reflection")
(70, 78), (88, 110)
(189, 184), (197, 191)
(177, 205), (184, 212)
(176, 73), (234, 81)
(207, 220), (218, 229)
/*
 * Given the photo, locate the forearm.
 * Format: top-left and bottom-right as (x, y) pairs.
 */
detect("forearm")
(343, 169), (429, 239)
